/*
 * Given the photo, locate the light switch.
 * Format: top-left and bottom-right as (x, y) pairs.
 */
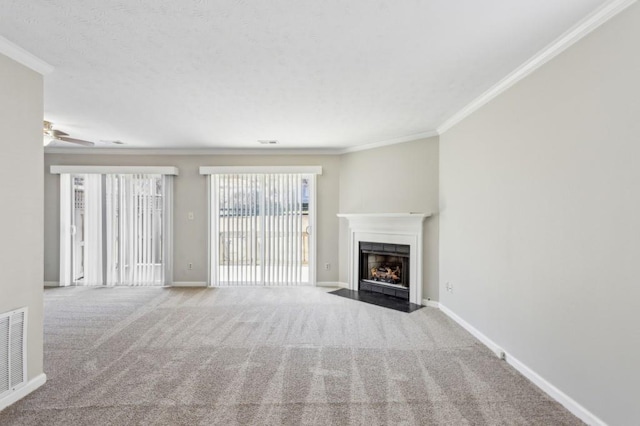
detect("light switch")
(188, 212), (194, 220)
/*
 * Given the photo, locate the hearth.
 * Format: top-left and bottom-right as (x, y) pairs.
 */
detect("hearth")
(359, 241), (410, 300)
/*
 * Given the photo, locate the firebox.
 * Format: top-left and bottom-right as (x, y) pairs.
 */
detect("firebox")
(359, 241), (410, 300)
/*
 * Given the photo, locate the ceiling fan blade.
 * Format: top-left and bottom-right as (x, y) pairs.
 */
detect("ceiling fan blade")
(51, 129), (69, 137)
(57, 136), (95, 146)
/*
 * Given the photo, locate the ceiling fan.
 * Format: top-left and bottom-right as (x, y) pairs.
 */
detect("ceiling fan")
(43, 121), (95, 146)
(43, 121), (125, 147)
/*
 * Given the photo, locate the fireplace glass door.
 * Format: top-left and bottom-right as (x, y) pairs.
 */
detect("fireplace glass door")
(359, 242), (410, 299)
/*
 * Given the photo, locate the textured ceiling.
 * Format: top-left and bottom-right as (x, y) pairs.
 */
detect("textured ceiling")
(0, 0), (606, 149)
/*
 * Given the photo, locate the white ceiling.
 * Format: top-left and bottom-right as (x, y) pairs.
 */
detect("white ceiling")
(0, 0), (607, 150)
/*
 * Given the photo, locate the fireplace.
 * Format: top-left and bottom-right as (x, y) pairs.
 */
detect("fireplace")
(337, 213), (430, 305)
(359, 242), (410, 300)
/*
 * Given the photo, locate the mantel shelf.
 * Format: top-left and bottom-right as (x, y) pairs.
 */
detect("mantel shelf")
(337, 212), (432, 219)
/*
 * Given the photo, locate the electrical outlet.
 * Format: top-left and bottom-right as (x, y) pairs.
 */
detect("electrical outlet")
(324, 263), (331, 271)
(188, 263), (193, 270)
(446, 282), (453, 293)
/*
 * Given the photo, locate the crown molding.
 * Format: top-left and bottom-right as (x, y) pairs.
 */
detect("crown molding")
(339, 130), (439, 154)
(0, 36), (54, 75)
(437, 0), (637, 135)
(44, 132), (441, 156)
(44, 147), (344, 156)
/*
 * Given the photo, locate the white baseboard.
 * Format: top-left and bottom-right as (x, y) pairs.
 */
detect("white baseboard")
(44, 281), (59, 287)
(421, 299), (440, 308)
(170, 281), (348, 288)
(439, 304), (505, 358)
(171, 281), (207, 287)
(0, 373), (47, 412)
(316, 281), (348, 288)
(438, 303), (606, 426)
(506, 351), (606, 426)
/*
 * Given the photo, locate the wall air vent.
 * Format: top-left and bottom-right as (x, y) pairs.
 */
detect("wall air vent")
(0, 307), (27, 399)
(258, 140), (278, 145)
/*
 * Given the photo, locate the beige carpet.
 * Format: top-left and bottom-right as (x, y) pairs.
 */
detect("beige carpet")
(0, 286), (582, 425)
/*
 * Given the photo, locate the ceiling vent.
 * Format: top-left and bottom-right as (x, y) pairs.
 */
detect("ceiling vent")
(0, 307), (27, 399)
(258, 140), (278, 145)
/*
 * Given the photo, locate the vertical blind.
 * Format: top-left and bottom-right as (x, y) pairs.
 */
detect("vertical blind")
(59, 174), (73, 286)
(105, 174), (166, 286)
(83, 174), (103, 285)
(58, 172), (172, 286)
(211, 173), (312, 286)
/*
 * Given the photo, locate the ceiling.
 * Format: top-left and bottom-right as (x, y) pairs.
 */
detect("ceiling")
(0, 0), (607, 150)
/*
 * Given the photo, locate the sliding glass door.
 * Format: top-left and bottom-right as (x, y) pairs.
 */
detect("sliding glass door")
(59, 172), (173, 286)
(208, 172), (316, 286)
(105, 174), (167, 286)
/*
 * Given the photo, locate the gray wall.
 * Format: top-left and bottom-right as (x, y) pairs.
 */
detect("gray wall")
(439, 4), (640, 425)
(0, 53), (44, 382)
(44, 154), (341, 284)
(338, 137), (439, 300)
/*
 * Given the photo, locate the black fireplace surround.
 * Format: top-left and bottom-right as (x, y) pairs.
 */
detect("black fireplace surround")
(359, 241), (410, 300)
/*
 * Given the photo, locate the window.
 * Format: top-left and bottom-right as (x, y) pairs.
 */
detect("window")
(53, 166), (177, 286)
(202, 166), (321, 286)
(105, 174), (167, 285)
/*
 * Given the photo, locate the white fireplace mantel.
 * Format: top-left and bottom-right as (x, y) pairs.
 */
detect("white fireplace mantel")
(337, 213), (431, 305)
